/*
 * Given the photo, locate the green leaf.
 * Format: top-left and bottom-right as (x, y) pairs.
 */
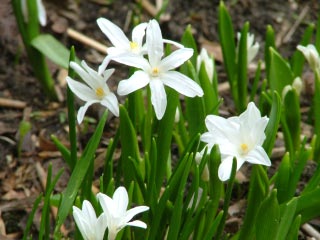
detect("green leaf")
(265, 25), (276, 81)
(31, 34), (80, 69)
(296, 187), (320, 223)
(268, 48), (293, 94)
(275, 198), (298, 240)
(23, 194), (43, 240)
(274, 153), (291, 204)
(263, 91), (281, 156)
(54, 111), (108, 234)
(218, 1), (237, 102)
(255, 190), (280, 240)
(181, 25), (198, 66)
(283, 88), (301, 151)
(237, 22), (249, 112)
(285, 215), (301, 240)
(250, 61), (262, 102)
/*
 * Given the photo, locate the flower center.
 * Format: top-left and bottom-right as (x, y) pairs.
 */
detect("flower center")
(151, 67), (160, 77)
(240, 143), (249, 155)
(130, 41), (138, 50)
(95, 87), (105, 98)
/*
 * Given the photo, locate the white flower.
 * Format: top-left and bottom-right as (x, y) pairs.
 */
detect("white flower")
(200, 102), (271, 181)
(97, 187), (149, 240)
(97, 18), (148, 74)
(297, 44), (320, 73)
(197, 48), (214, 82)
(282, 77), (303, 99)
(66, 61), (119, 124)
(112, 19), (204, 119)
(72, 200), (107, 240)
(237, 32), (259, 64)
(21, 0), (47, 26)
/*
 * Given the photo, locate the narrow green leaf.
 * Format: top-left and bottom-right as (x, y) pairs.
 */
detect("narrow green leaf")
(265, 25), (276, 81)
(51, 135), (71, 166)
(296, 187), (320, 223)
(255, 190), (280, 240)
(203, 210), (223, 240)
(31, 34), (80, 69)
(269, 47), (294, 94)
(316, 11), (320, 52)
(23, 194), (43, 240)
(283, 88), (301, 151)
(218, 1), (237, 102)
(275, 198), (298, 240)
(263, 91), (281, 156)
(250, 61), (262, 102)
(285, 215), (301, 240)
(237, 22), (249, 112)
(54, 111), (108, 234)
(181, 25), (198, 66)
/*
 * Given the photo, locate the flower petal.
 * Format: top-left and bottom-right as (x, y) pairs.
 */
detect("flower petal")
(101, 93), (119, 117)
(36, 0), (47, 26)
(126, 220), (147, 229)
(132, 22), (148, 46)
(113, 187), (129, 216)
(150, 80), (167, 120)
(97, 18), (129, 49)
(218, 156), (234, 181)
(96, 193), (114, 218)
(160, 48), (193, 72)
(112, 53), (150, 71)
(117, 71), (150, 96)
(246, 146), (271, 166)
(69, 61), (96, 90)
(66, 77), (96, 102)
(98, 56), (112, 75)
(124, 206), (149, 223)
(146, 19), (164, 66)
(77, 100), (99, 124)
(161, 71), (203, 97)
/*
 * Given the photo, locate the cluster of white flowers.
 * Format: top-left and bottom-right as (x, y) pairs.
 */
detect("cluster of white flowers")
(67, 18), (203, 122)
(73, 186), (149, 240)
(198, 102), (271, 181)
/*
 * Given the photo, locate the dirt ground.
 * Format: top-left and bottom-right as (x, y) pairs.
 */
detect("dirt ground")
(0, 0), (319, 238)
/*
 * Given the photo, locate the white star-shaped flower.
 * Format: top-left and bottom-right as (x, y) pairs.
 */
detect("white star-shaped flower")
(21, 0), (47, 26)
(72, 200), (107, 240)
(97, 187), (149, 240)
(66, 60), (119, 124)
(111, 19), (204, 119)
(200, 102), (271, 181)
(297, 44), (320, 73)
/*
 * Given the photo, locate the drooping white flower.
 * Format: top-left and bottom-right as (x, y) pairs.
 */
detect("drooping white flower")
(196, 48), (214, 82)
(66, 61), (119, 124)
(21, 0), (47, 26)
(72, 200), (108, 240)
(97, 187), (149, 240)
(297, 44), (320, 73)
(237, 32), (259, 64)
(112, 19), (204, 119)
(200, 102), (271, 181)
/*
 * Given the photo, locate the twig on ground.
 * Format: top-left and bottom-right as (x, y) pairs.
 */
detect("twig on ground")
(66, 28), (108, 54)
(134, 0), (170, 21)
(301, 223), (320, 239)
(0, 98), (26, 109)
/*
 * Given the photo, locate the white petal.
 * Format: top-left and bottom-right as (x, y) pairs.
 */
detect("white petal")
(66, 77), (96, 102)
(113, 187), (129, 216)
(96, 213), (108, 240)
(97, 18), (129, 48)
(97, 193), (114, 216)
(101, 93), (119, 117)
(77, 100), (99, 124)
(36, 0), (47, 26)
(132, 23), (148, 46)
(117, 71), (150, 96)
(218, 156), (234, 181)
(82, 200), (97, 222)
(98, 56), (112, 75)
(160, 48), (193, 72)
(69, 61), (94, 89)
(147, 19), (164, 66)
(247, 42), (259, 63)
(246, 146), (271, 166)
(163, 39), (184, 49)
(112, 53), (150, 71)
(161, 71), (203, 97)
(150, 80), (167, 120)
(126, 220), (147, 229)
(124, 206), (149, 223)
(103, 68), (115, 82)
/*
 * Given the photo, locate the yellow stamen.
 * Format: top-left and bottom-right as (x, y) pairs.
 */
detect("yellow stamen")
(130, 41), (138, 50)
(240, 143), (249, 154)
(96, 87), (105, 98)
(151, 67), (160, 77)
